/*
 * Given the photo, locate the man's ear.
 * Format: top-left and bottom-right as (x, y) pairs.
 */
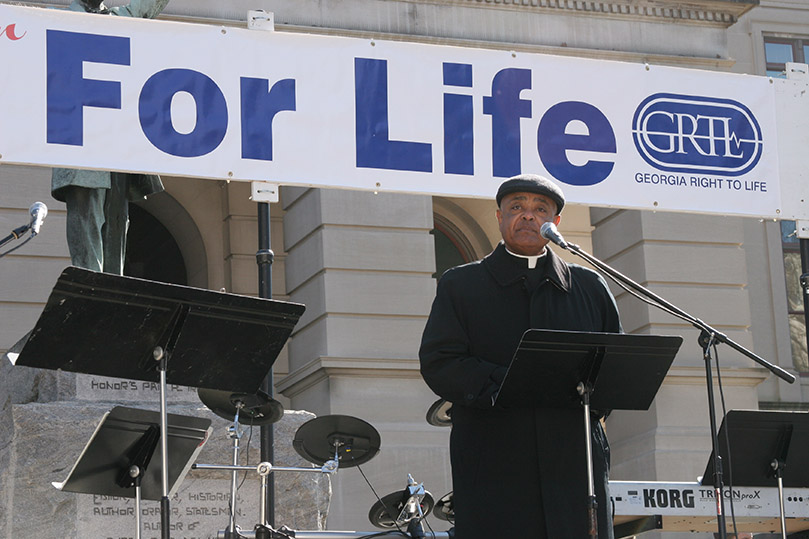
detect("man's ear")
(496, 209), (503, 225)
(553, 214), (561, 226)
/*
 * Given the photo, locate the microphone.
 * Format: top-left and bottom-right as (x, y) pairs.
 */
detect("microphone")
(540, 221), (568, 249)
(29, 202), (47, 235)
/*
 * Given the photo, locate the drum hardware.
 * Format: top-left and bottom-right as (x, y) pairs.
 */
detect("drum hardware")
(433, 492), (454, 524)
(367, 474), (434, 536)
(292, 415), (381, 468)
(218, 530), (453, 538)
(195, 413), (379, 538)
(198, 388), (284, 426)
(194, 389), (291, 538)
(425, 399), (452, 427)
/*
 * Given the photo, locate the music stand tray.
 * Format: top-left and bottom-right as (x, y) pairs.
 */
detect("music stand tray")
(494, 329), (682, 539)
(9, 266), (305, 393)
(10, 266), (304, 538)
(495, 329), (682, 411)
(53, 406), (212, 500)
(701, 410), (809, 488)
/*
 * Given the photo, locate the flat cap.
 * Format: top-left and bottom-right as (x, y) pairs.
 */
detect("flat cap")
(496, 174), (565, 214)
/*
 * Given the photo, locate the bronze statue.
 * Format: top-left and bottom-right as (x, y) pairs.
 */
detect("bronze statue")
(52, 0), (170, 274)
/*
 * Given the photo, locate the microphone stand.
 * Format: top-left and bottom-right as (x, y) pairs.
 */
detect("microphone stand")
(0, 223), (31, 249)
(543, 225), (796, 539)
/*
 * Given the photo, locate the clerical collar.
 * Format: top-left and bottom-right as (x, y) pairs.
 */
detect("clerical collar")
(504, 246), (547, 269)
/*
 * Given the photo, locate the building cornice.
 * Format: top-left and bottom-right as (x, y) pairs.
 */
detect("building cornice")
(415, 0), (759, 27)
(277, 356), (421, 398)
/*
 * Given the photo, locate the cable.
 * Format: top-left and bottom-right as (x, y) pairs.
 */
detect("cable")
(354, 532), (409, 539)
(237, 421), (254, 491)
(356, 463), (407, 536)
(422, 514), (437, 538)
(357, 464), (402, 526)
(570, 245), (708, 330)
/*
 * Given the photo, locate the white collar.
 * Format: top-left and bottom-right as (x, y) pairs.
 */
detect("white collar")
(504, 246), (547, 269)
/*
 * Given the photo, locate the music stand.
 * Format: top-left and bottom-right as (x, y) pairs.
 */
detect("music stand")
(10, 266), (305, 539)
(495, 329), (682, 538)
(53, 406), (212, 539)
(701, 410), (809, 538)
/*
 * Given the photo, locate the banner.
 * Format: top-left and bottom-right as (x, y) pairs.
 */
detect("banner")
(0, 4), (806, 219)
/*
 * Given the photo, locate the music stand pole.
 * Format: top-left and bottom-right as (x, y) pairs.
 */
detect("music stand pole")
(130, 466), (144, 539)
(773, 458), (788, 538)
(155, 345), (172, 539)
(577, 382), (598, 539)
(699, 333), (727, 538)
(771, 421), (793, 539)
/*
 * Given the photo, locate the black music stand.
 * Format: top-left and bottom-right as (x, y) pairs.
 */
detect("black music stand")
(495, 329), (682, 539)
(10, 266), (305, 539)
(701, 410), (809, 538)
(53, 406), (212, 539)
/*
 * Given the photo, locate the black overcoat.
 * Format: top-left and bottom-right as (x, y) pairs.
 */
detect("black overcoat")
(420, 243), (621, 538)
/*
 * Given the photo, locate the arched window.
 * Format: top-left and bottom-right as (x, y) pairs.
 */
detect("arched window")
(431, 197), (495, 279)
(125, 203), (188, 285)
(432, 215), (474, 278)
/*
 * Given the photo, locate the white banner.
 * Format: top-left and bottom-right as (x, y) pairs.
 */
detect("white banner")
(0, 4), (807, 219)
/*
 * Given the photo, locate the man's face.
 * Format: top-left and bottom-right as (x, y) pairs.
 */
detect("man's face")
(496, 192), (561, 256)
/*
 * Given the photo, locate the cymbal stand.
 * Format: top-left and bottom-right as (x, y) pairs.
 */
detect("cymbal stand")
(193, 454), (338, 537)
(226, 402), (246, 539)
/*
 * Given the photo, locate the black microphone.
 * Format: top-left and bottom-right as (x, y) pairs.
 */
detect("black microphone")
(540, 221), (568, 249)
(29, 201), (47, 235)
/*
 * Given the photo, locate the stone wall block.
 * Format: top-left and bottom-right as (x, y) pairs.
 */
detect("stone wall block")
(4, 402), (330, 537)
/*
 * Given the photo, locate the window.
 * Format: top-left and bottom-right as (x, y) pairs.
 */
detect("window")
(432, 214), (475, 279)
(764, 37), (809, 77)
(764, 36), (809, 373)
(125, 203), (188, 286)
(780, 222), (808, 372)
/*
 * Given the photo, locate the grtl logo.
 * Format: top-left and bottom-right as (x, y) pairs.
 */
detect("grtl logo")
(1, 24), (25, 40)
(632, 93), (763, 176)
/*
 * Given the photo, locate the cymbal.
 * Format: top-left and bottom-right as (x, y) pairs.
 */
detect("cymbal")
(434, 491), (454, 523)
(293, 414), (380, 468)
(197, 388), (284, 426)
(368, 489), (435, 528)
(426, 399), (452, 427)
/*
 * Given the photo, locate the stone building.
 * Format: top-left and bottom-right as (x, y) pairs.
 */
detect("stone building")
(1, 0), (809, 537)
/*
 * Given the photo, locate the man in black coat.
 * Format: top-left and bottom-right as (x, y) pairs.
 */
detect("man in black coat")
(420, 174), (621, 538)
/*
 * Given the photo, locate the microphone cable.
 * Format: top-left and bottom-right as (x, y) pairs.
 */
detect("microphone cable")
(355, 462), (437, 539)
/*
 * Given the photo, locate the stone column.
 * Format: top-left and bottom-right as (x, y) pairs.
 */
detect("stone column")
(278, 187), (447, 529)
(590, 208), (768, 483)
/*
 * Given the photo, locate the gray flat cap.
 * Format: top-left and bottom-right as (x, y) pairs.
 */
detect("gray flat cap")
(496, 174), (565, 214)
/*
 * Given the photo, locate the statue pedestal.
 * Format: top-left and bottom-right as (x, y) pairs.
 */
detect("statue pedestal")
(0, 379), (331, 538)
